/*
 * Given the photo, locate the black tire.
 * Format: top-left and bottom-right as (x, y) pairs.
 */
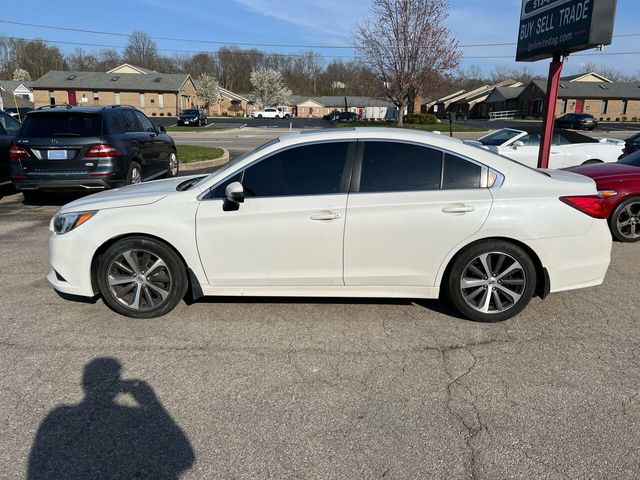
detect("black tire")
(445, 240), (537, 323)
(257, 114), (263, 119)
(126, 161), (143, 185)
(609, 196), (640, 243)
(97, 236), (188, 318)
(22, 190), (43, 203)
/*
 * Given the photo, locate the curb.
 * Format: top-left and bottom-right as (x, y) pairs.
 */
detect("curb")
(180, 148), (230, 172)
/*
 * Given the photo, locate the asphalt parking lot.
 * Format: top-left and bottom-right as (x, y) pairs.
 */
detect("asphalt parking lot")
(1, 181), (640, 478)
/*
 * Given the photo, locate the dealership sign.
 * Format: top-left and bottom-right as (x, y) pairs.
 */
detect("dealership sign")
(516, 0), (617, 62)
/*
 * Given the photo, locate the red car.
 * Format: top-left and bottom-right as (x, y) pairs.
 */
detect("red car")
(565, 150), (640, 242)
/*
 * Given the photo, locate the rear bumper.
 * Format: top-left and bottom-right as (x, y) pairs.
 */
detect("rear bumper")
(13, 177), (125, 191)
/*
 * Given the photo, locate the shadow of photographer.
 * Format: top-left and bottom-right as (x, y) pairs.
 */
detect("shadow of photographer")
(28, 357), (194, 479)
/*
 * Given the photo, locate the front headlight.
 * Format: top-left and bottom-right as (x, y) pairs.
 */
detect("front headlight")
(52, 211), (98, 235)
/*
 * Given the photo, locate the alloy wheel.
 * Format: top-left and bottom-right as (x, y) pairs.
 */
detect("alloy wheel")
(616, 201), (640, 240)
(460, 252), (526, 314)
(107, 249), (172, 311)
(130, 167), (142, 184)
(169, 153), (178, 176)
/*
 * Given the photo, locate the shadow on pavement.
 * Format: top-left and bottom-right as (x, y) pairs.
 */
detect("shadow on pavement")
(27, 357), (194, 480)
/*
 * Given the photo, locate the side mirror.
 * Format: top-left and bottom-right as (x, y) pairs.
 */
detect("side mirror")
(512, 140), (525, 149)
(225, 181), (244, 203)
(157, 124), (166, 133)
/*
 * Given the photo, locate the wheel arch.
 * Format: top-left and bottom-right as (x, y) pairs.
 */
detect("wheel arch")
(439, 236), (549, 299)
(90, 232), (203, 300)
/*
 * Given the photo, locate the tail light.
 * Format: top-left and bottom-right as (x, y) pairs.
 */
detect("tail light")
(9, 145), (30, 159)
(560, 195), (609, 219)
(85, 144), (122, 158)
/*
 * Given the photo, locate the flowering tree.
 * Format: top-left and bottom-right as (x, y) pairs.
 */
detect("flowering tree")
(12, 68), (31, 82)
(250, 67), (292, 109)
(198, 73), (222, 114)
(354, 0), (461, 125)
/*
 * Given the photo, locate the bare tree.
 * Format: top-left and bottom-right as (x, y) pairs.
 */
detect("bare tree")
(354, 0), (461, 125)
(65, 48), (98, 71)
(575, 61), (628, 82)
(250, 67), (291, 108)
(124, 31), (158, 70)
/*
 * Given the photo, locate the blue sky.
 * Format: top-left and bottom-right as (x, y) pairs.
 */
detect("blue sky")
(1, 0), (638, 76)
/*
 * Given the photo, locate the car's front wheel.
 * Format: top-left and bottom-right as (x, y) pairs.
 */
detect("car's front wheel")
(446, 240), (537, 322)
(97, 237), (188, 318)
(609, 197), (640, 242)
(167, 151), (179, 178)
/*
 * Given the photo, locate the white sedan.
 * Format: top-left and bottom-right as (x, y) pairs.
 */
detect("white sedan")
(251, 108), (289, 119)
(466, 127), (624, 169)
(47, 128), (612, 322)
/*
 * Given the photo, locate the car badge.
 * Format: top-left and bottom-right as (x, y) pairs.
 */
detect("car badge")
(51, 138), (59, 144)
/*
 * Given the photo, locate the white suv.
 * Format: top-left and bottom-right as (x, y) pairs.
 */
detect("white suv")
(47, 128), (611, 321)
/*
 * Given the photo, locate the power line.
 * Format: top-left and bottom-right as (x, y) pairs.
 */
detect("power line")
(3, 18), (639, 50)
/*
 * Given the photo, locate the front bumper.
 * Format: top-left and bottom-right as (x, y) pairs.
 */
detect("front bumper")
(48, 229), (99, 298)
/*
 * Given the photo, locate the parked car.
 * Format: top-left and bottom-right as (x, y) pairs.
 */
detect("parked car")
(4, 107), (34, 122)
(0, 110), (21, 190)
(565, 150), (640, 242)
(252, 108), (288, 119)
(554, 113), (598, 131)
(324, 111), (360, 122)
(466, 127), (624, 169)
(48, 128), (611, 322)
(619, 132), (640, 159)
(177, 109), (207, 126)
(9, 105), (178, 200)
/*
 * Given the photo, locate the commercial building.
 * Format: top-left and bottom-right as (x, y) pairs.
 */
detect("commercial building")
(0, 80), (34, 111)
(287, 96), (397, 120)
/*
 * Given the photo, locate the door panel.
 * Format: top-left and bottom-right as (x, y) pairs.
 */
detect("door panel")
(67, 91), (77, 106)
(575, 100), (585, 113)
(344, 190), (492, 286)
(196, 195), (347, 286)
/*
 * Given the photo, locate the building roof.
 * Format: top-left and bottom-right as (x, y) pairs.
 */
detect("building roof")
(0, 80), (33, 92)
(529, 79), (640, 99)
(30, 71), (193, 93)
(561, 72), (613, 83)
(192, 80), (249, 102)
(485, 86), (526, 103)
(288, 95), (396, 108)
(107, 63), (158, 75)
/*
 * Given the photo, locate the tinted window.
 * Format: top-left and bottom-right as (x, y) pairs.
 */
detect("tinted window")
(183, 109), (199, 115)
(108, 112), (125, 134)
(478, 129), (522, 146)
(360, 142), (442, 193)
(242, 142), (350, 197)
(520, 133), (541, 146)
(442, 154), (482, 190)
(134, 111), (155, 132)
(122, 110), (139, 132)
(19, 113), (102, 137)
(0, 113), (20, 135)
(553, 133), (571, 145)
(618, 151), (640, 167)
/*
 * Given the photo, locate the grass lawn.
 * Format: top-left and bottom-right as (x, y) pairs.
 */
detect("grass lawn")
(335, 121), (484, 133)
(177, 145), (225, 163)
(165, 124), (235, 133)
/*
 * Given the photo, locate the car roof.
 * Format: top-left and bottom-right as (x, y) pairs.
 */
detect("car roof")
(29, 105), (135, 115)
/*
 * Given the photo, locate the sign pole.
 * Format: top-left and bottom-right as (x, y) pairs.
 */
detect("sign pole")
(537, 52), (564, 169)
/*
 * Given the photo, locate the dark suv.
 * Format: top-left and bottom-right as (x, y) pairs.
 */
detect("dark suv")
(177, 109), (207, 126)
(9, 105), (178, 199)
(0, 110), (21, 190)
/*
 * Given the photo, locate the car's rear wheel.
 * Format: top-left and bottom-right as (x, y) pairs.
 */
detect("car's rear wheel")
(167, 151), (179, 178)
(446, 240), (536, 322)
(257, 114), (263, 119)
(609, 197), (640, 242)
(97, 237), (188, 318)
(126, 161), (142, 185)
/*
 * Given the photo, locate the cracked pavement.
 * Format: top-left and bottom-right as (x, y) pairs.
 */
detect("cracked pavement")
(1, 190), (639, 479)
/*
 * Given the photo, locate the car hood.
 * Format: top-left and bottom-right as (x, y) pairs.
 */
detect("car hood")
(59, 176), (201, 213)
(563, 163), (640, 181)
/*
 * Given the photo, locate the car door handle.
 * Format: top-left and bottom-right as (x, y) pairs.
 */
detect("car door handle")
(442, 204), (475, 214)
(551, 150), (561, 154)
(310, 211), (342, 221)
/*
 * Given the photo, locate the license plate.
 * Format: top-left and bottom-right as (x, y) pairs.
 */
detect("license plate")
(48, 150), (67, 160)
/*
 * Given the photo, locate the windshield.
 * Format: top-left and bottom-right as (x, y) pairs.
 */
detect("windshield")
(180, 138), (281, 191)
(19, 113), (102, 137)
(618, 151), (640, 167)
(182, 110), (199, 115)
(478, 129), (522, 146)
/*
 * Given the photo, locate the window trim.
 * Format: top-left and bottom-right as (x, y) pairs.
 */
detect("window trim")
(350, 138), (496, 194)
(200, 139), (357, 200)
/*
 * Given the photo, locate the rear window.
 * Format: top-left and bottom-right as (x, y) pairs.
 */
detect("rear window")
(183, 110), (199, 115)
(478, 129), (522, 146)
(19, 113), (102, 137)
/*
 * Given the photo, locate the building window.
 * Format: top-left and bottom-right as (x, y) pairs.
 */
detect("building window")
(561, 99), (567, 113)
(158, 93), (164, 108)
(114, 92), (121, 105)
(139, 93), (146, 108)
(622, 100), (628, 115)
(48, 90), (55, 106)
(601, 100), (608, 114)
(93, 91), (99, 104)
